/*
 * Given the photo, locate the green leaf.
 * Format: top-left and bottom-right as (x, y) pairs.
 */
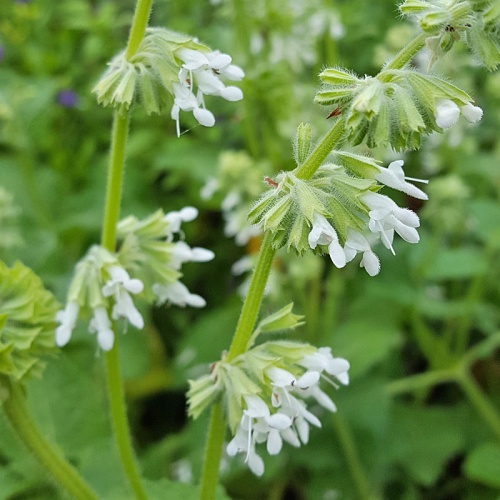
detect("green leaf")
(426, 247), (488, 280)
(464, 442), (500, 489)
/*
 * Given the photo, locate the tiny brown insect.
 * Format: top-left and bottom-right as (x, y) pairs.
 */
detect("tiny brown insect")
(264, 176), (279, 188)
(327, 106), (342, 119)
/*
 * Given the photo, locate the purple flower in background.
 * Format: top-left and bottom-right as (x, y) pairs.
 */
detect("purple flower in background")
(57, 90), (79, 108)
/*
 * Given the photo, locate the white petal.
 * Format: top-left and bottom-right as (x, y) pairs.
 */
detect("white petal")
(222, 64), (245, 81)
(97, 328), (114, 351)
(328, 240), (347, 268)
(247, 450), (264, 476)
(180, 206), (198, 222)
(124, 278), (144, 294)
(267, 429), (283, 455)
(191, 247), (215, 262)
(361, 250), (380, 276)
(244, 395), (270, 418)
(220, 86), (243, 101)
(435, 99), (460, 129)
(461, 103), (483, 123)
(209, 52), (232, 70)
(193, 107), (215, 127)
(266, 413), (292, 429)
(295, 418), (310, 444)
(295, 371), (320, 389)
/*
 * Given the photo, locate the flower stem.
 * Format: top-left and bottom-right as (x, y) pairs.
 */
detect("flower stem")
(457, 370), (500, 441)
(105, 341), (147, 499)
(101, 111), (130, 250)
(294, 119), (345, 181)
(99, 0), (154, 496)
(199, 403), (226, 500)
(383, 32), (427, 72)
(125, 0), (154, 61)
(332, 413), (374, 500)
(2, 379), (97, 500)
(226, 231), (276, 361)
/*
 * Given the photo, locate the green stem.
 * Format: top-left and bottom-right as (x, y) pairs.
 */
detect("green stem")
(199, 403), (226, 500)
(386, 369), (457, 396)
(101, 112), (130, 250)
(100, 0), (154, 496)
(125, 0), (154, 61)
(227, 231), (276, 361)
(457, 370), (500, 441)
(332, 413), (373, 500)
(382, 32), (427, 72)
(295, 119), (345, 181)
(105, 343), (147, 499)
(2, 380), (97, 500)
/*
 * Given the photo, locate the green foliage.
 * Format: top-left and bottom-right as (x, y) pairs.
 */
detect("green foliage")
(1, 0), (500, 499)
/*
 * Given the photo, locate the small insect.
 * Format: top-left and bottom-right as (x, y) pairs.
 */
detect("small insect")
(264, 176), (278, 188)
(327, 106), (342, 119)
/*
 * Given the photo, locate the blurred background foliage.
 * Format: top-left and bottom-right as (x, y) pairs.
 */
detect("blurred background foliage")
(0, 0), (500, 498)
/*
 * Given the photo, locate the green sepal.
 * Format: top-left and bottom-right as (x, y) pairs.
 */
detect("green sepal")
(294, 123), (313, 166)
(0, 261), (59, 382)
(319, 67), (359, 85)
(187, 373), (222, 420)
(246, 303), (305, 350)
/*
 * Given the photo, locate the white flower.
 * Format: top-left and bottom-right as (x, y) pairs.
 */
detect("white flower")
(435, 99), (483, 129)
(374, 160), (428, 200)
(171, 83), (215, 137)
(164, 206), (199, 238)
(170, 241), (215, 270)
(200, 177), (219, 200)
(172, 48), (244, 136)
(102, 266), (144, 329)
(89, 306), (115, 351)
(308, 212), (346, 268)
(361, 192), (420, 255)
(298, 347), (350, 386)
(343, 229), (381, 277)
(226, 395), (293, 475)
(152, 281), (206, 308)
(55, 301), (80, 347)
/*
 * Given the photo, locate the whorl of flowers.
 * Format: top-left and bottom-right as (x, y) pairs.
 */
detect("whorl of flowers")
(249, 128), (429, 276)
(187, 304), (349, 476)
(92, 28), (244, 135)
(399, 0), (500, 70)
(55, 207), (214, 351)
(314, 67), (482, 150)
(0, 261), (59, 390)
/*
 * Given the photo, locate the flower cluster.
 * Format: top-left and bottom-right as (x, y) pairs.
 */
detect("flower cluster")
(93, 28), (244, 135)
(250, 148), (429, 276)
(0, 261), (59, 389)
(201, 151), (268, 246)
(315, 67), (482, 150)
(400, 0), (500, 70)
(187, 304), (349, 475)
(55, 208), (214, 351)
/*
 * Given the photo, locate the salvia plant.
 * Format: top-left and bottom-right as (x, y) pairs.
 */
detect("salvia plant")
(0, 0), (499, 499)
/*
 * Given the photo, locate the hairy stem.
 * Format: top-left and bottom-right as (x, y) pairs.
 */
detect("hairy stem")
(199, 403), (226, 500)
(2, 380), (97, 500)
(100, 0), (154, 497)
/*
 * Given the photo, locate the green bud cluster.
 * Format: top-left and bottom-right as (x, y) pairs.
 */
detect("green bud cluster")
(187, 303), (309, 431)
(93, 28), (207, 115)
(400, 0), (500, 69)
(248, 161), (377, 253)
(315, 67), (474, 150)
(0, 262), (59, 391)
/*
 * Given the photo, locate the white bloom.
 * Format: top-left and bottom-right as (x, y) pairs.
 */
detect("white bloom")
(435, 99), (483, 129)
(170, 241), (215, 270)
(374, 160), (428, 200)
(343, 229), (380, 277)
(55, 301), (80, 347)
(164, 206), (199, 238)
(299, 347), (350, 386)
(102, 266), (144, 329)
(200, 177), (219, 200)
(361, 192), (420, 255)
(460, 102), (483, 123)
(308, 212), (346, 268)
(226, 395), (293, 475)
(152, 281), (206, 308)
(173, 48), (244, 136)
(435, 99), (460, 128)
(89, 306), (115, 351)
